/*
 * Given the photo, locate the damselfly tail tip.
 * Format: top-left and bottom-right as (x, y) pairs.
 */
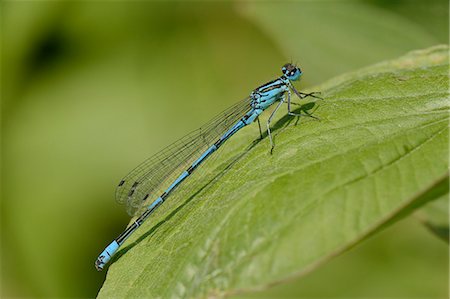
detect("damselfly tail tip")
(95, 240), (119, 271)
(95, 258), (104, 271)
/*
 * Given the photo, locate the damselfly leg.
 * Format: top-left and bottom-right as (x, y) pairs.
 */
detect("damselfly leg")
(256, 116), (263, 140)
(267, 97), (285, 154)
(287, 89), (321, 120)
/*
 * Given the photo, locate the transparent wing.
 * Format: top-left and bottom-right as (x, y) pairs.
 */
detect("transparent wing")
(116, 97), (253, 216)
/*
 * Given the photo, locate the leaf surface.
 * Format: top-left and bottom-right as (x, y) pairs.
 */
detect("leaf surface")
(98, 45), (449, 298)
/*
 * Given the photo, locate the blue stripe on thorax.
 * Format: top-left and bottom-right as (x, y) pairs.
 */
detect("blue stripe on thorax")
(255, 78), (285, 93)
(252, 77), (288, 110)
(255, 78), (283, 91)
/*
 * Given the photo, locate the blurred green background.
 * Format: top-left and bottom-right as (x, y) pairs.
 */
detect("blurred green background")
(1, 1), (448, 298)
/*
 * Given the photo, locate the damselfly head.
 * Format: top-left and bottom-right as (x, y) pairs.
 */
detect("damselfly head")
(282, 63), (302, 81)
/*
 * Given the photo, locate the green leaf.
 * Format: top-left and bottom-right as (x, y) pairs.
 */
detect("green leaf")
(232, 216), (448, 299)
(97, 45), (449, 298)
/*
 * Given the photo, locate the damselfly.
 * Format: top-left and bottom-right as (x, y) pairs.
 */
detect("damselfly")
(95, 63), (322, 271)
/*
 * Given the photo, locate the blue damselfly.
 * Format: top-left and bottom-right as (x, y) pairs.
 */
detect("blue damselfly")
(95, 63), (321, 270)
